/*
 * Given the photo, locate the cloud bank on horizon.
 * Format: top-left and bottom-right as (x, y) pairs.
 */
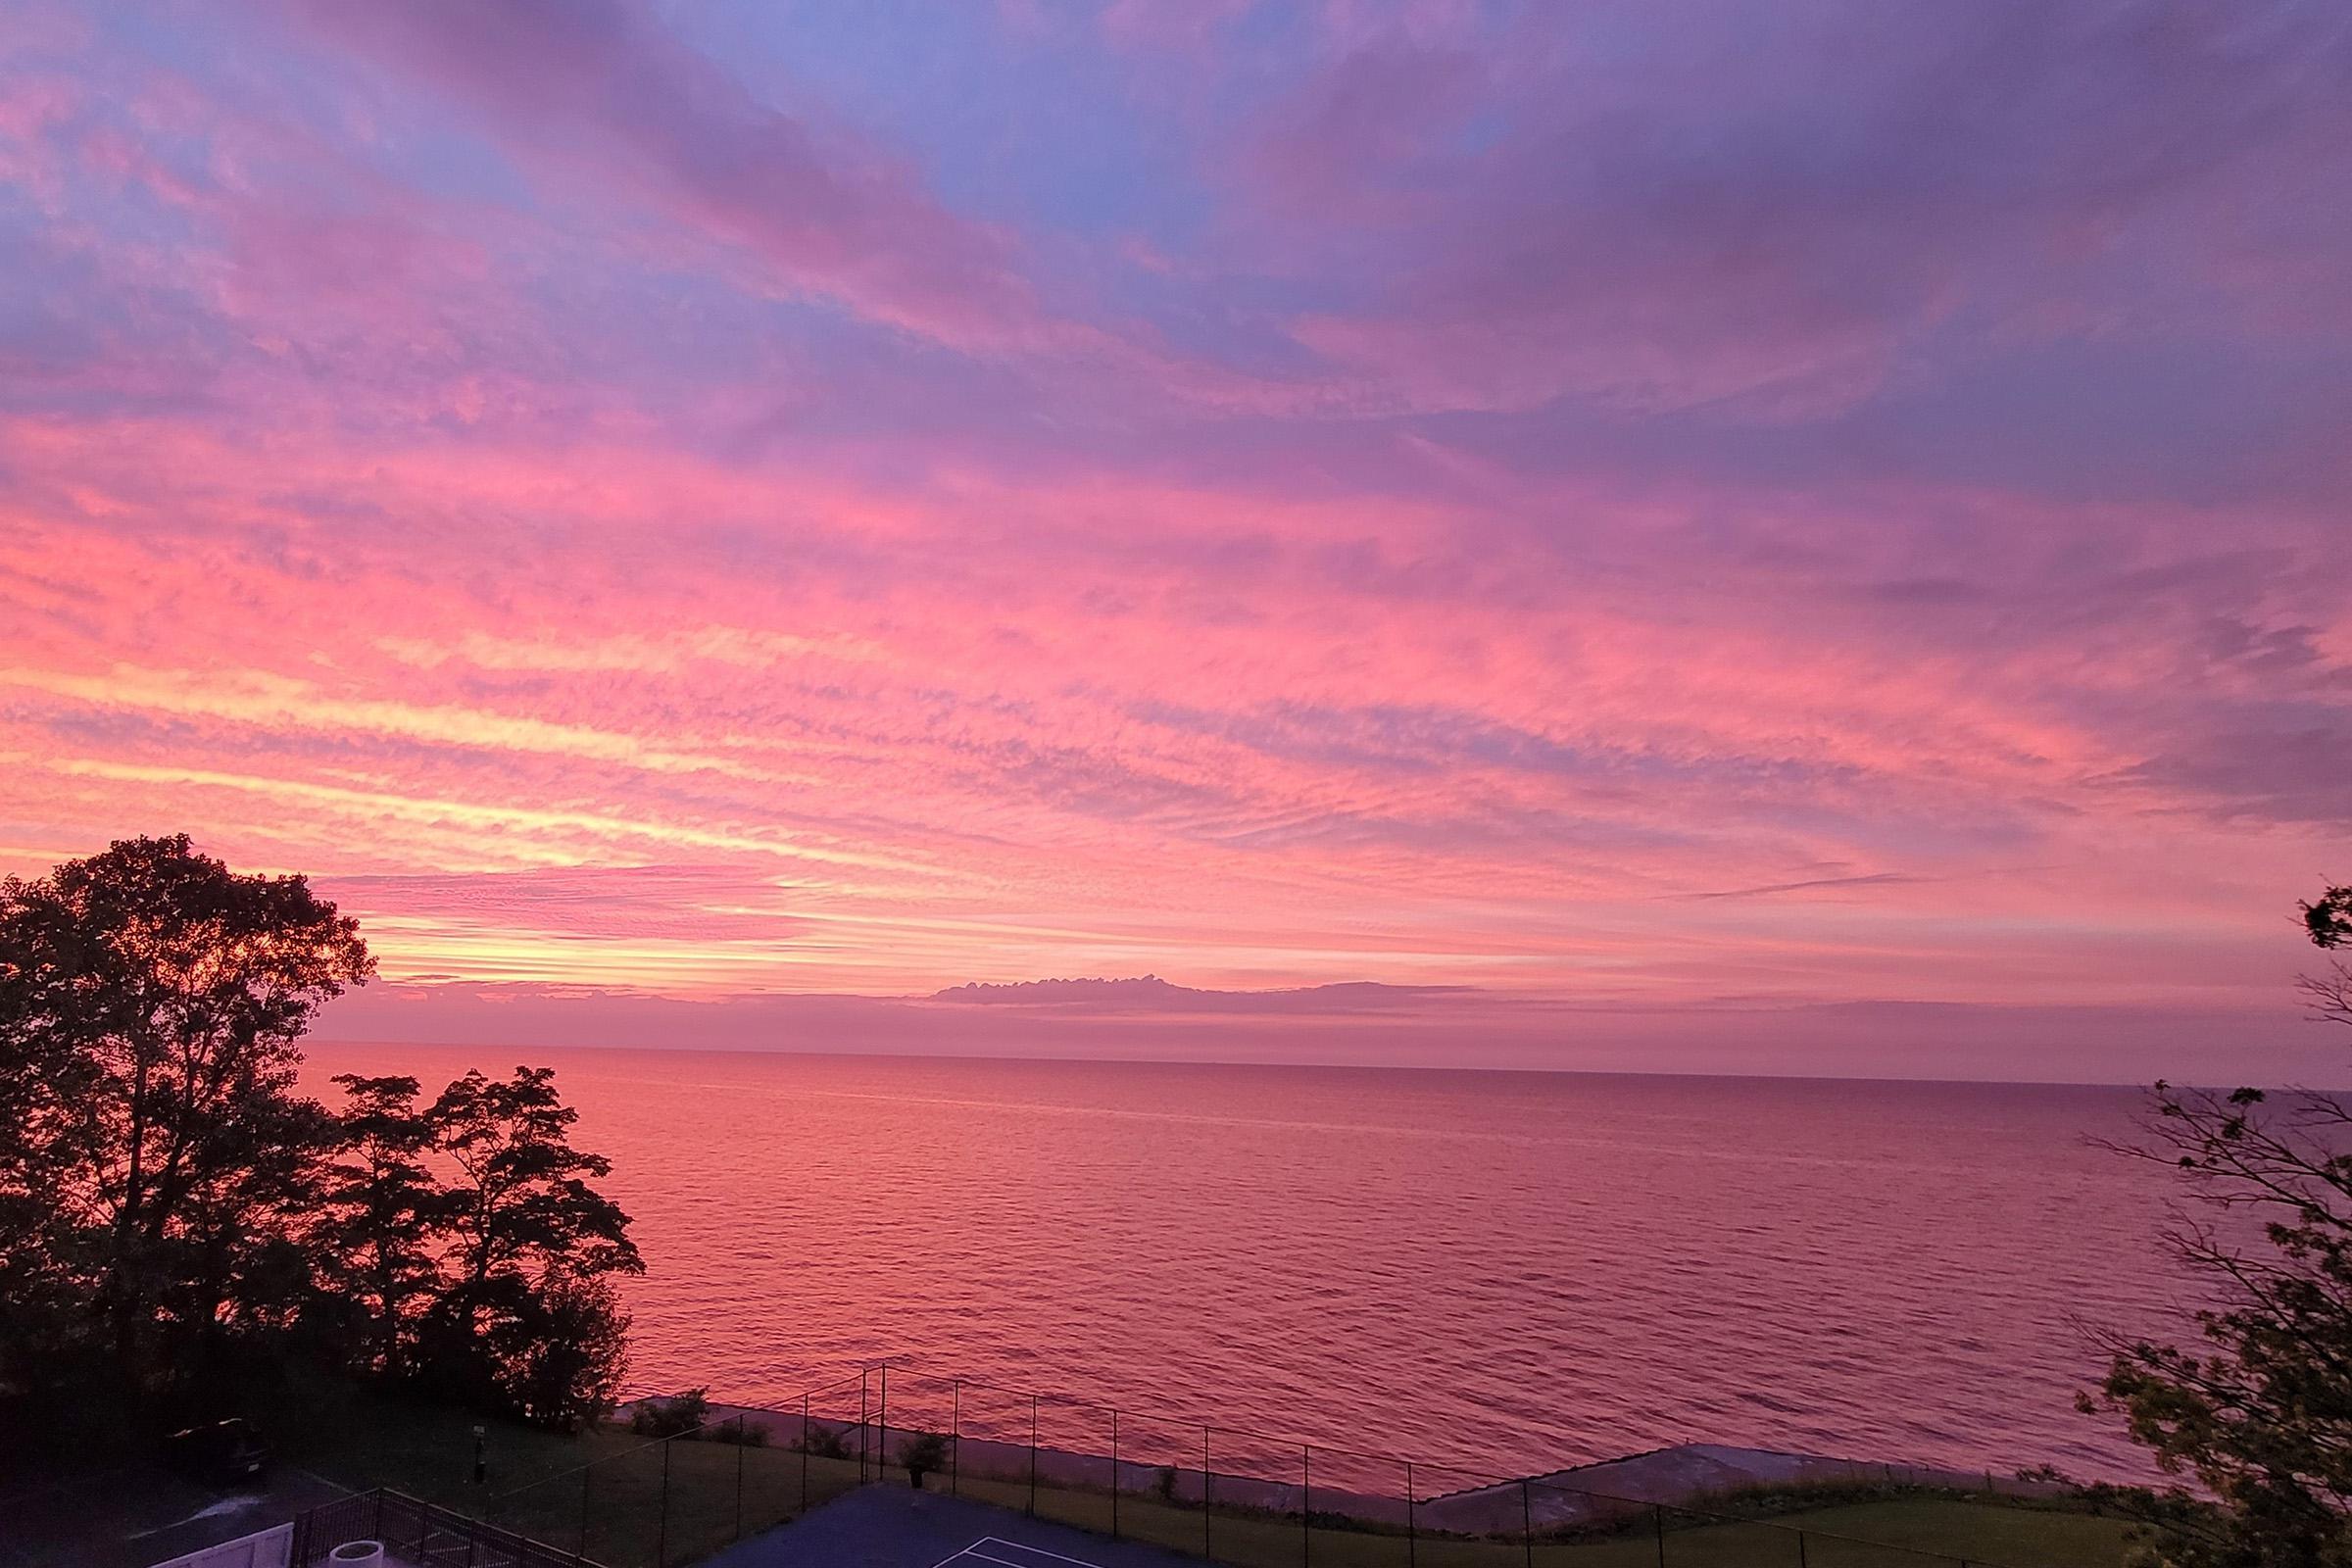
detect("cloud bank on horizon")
(2, 1), (2347, 1078)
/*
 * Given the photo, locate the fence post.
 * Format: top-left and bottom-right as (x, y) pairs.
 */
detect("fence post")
(1797, 1526), (1807, 1567)
(1403, 1460), (1416, 1568)
(1652, 1501), (1666, 1568)
(735, 1413), (747, 1540)
(1110, 1409), (1120, 1540)
(1521, 1479), (1532, 1568)
(879, 1363), (889, 1483)
(801, 1393), (810, 1515)
(657, 1437), (672, 1568)
(1300, 1446), (1311, 1568)
(953, 1380), (962, 1498)
(1028, 1394), (1040, 1516)
(1202, 1425), (1214, 1564)
(860, 1366), (870, 1485)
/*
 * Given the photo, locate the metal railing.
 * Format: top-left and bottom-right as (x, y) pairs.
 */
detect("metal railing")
(292, 1488), (595, 1568)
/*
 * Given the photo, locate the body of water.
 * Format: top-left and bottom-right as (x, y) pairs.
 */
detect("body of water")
(306, 1045), (2199, 1486)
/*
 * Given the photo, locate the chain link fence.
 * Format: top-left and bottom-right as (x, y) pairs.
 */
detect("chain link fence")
(335, 1361), (2094, 1568)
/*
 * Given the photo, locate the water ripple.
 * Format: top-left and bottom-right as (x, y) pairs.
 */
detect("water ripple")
(308, 1047), (2202, 1483)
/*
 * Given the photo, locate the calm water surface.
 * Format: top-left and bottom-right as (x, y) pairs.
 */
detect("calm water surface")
(306, 1046), (2198, 1484)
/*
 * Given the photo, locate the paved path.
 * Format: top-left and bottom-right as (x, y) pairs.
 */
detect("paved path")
(0, 1457), (349, 1568)
(698, 1487), (1206, 1568)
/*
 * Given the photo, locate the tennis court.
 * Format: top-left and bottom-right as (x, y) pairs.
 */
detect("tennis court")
(932, 1537), (1137, 1568)
(698, 1484), (1204, 1568)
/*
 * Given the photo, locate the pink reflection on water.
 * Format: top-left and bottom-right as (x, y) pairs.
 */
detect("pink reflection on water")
(306, 1044), (2197, 1482)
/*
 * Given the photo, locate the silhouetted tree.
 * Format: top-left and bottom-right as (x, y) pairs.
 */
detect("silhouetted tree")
(2086, 885), (2352, 1567)
(0, 835), (370, 1402)
(419, 1065), (642, 1425)
(479, 1270), (634, 1431)
(316, 1074), (449, 1380)
(1, 836), (642, 1436)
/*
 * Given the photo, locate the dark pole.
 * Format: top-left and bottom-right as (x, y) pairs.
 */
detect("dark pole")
(1300, 1446), (1311, 1568)
(657, 1438), (672, 1568)
(1798, 1532), (1808, 1568)
(952, 1380), (962, 1497)
(1652, 1501), (1666, 1568)
(879, 1364), (889, 1485)
(1110, 1409), (1120, 1541)
(1521, 1479), (1532, 1568)
(801, 1393), (810, 1515)
(1202, 1425), (1213, 1564)
(578, 1453), (593, 1559)
(859, 1366), (870, 1485)
(1404, 1460), (1416, 1568)
(1028, 1395), (1040, 1516)
(471, 1424), (486, 1486)
(734, 1414), (746, 1541)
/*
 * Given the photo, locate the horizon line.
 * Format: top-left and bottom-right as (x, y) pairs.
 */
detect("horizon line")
(303, 1036), (2305, 1095)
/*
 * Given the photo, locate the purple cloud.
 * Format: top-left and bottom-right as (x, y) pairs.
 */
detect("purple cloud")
(1255, 1), (2352, 412)
(280, 0), (1048, 348)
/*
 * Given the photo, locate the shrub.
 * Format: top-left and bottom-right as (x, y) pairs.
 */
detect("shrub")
(900, 1431), (950, 1489)
(796, 1423), (851, 1459)
(707, 1418), (769, 1446)
(630, 1388), (711, 1439)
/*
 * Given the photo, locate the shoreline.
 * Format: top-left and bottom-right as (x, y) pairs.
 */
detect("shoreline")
(618, 1396), (2064, 1535)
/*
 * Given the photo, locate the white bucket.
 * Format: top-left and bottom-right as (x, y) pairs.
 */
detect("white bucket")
(326, 1544), (384, 1567)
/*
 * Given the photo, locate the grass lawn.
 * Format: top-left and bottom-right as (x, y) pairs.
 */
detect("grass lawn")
(913, 1470), (2138, 1568)
(298, 1392), (588, 1503)
(1758, 1498), (2137, 1567)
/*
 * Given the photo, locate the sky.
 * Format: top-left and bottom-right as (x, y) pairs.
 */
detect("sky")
(2, 1), (2348, 1081)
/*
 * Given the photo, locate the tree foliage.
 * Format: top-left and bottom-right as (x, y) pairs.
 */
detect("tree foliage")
(414, 1065), (642, 1421)
(0, 835), (368, 1410)
(431, 1065), (639, 1301)
(2086, 884), (2352, 1566)
(316, 1074), (451, 1382)
(0, 836), (639, 1433)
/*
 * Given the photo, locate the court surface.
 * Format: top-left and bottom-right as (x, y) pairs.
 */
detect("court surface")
(696, 1485), (1208, 1568)
(932, 1536), (1137, 1568)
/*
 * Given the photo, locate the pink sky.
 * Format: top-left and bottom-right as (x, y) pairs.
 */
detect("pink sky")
(3, 2), (2348, 1080)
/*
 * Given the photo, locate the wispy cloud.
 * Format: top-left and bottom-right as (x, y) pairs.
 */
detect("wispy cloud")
(1675, 873), (1925, 903)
